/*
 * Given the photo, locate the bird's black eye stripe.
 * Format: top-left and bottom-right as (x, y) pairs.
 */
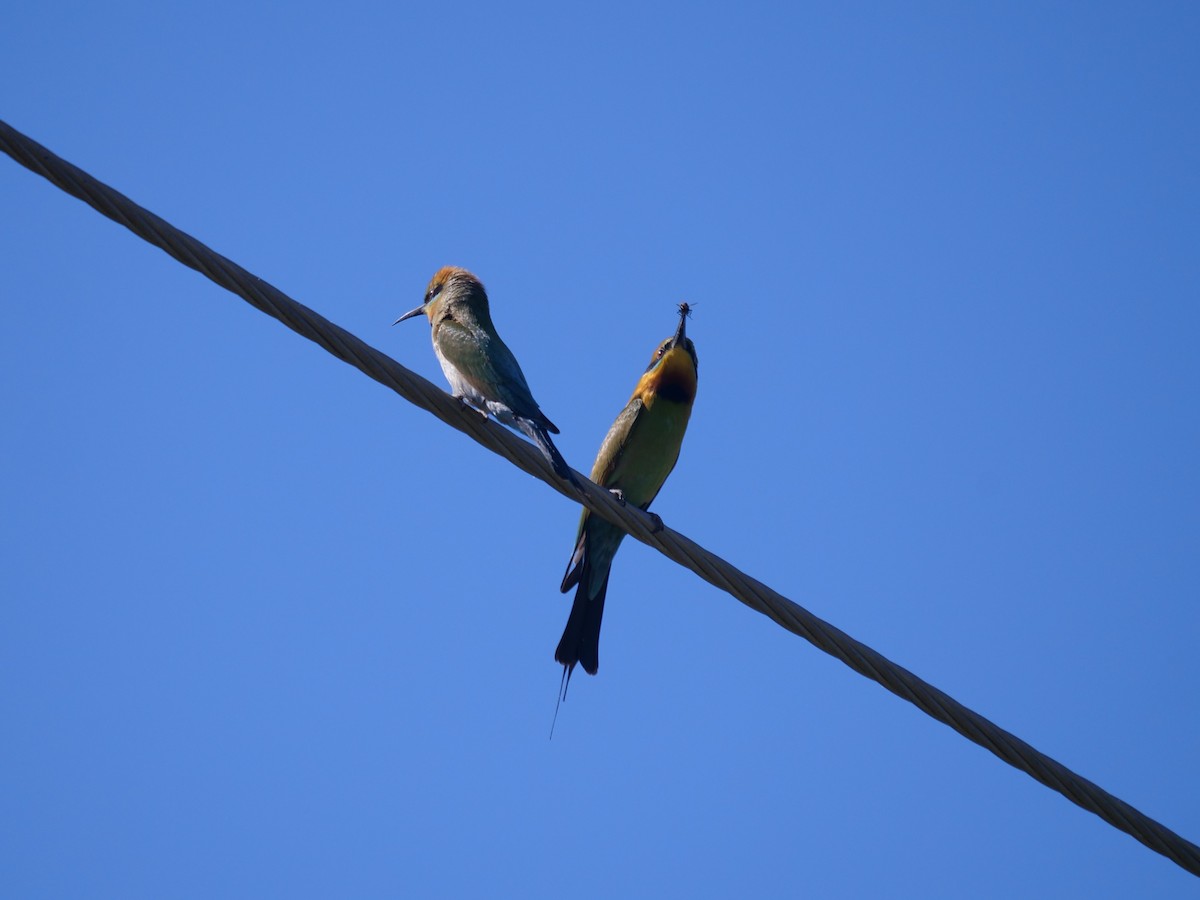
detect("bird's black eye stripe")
(425, 284), (444, 304)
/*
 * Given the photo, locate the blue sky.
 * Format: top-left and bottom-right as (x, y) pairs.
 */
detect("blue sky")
(3, 2), (1198, 896)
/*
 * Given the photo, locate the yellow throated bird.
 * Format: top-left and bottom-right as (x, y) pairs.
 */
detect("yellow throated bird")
(556, 302), (698, 686)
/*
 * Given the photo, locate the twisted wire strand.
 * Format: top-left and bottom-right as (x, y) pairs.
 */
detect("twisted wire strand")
(3, 118), (1196, 878)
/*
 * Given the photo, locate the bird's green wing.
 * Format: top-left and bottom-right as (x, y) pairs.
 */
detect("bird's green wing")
(561, 397), (650, 593)
(590, 397), (643, 489)
(596, 392), (689, 510)
(435, 317), (549, 425)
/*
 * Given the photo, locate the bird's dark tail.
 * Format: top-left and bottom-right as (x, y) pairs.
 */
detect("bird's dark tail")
(555, 571), (608, 694)
(516, 418), (576, 484)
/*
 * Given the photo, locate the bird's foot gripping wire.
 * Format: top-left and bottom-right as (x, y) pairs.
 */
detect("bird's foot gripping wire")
(608, 489), (663, 533)
(452, 394), (490, 419)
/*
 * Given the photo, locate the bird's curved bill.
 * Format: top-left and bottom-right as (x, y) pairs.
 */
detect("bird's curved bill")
(392, 305), (426, 325)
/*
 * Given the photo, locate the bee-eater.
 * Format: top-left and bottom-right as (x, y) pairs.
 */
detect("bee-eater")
(556, 302), (698, 685)
(394, 266), (574, 483)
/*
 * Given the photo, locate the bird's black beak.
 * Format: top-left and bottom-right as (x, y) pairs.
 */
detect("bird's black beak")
(392, 304), (426, 325)
(669, 303), (689, 347)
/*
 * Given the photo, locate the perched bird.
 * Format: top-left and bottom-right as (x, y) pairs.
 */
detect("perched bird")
(556, 302), (698, 687)
(394, 266), (574, 482)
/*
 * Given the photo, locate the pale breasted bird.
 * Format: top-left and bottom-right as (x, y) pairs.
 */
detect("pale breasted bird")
(394, 266), (574, 482)
(556, 302), (698, 685)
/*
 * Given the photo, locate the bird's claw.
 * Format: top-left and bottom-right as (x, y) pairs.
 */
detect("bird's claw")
(606, 489), (661, 531)
(451, 394), (489, 419)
